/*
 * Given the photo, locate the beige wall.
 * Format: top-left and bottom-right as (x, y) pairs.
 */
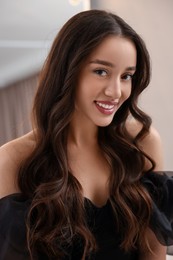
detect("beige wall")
(92, 0), (173, 170)
(0, 75), (38, 146)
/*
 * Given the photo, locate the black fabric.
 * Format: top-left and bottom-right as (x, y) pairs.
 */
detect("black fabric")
(141, 172), (173, 246)
(0, 194), (30, 260)
(0, 171), (173, 260)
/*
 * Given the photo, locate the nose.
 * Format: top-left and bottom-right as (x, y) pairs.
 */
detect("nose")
(104, 78), (121, 99)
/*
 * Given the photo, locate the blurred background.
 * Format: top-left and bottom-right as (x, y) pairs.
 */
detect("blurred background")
(0, 0), (173, 171)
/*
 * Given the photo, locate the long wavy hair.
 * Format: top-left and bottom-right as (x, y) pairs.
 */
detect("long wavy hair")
(18, 9), (154, 259)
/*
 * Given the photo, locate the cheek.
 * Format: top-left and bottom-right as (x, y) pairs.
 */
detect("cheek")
(76, 78), (97, 101)
(123, 86), (132, 100)
(127, 87), (132, 98)
(75, 82), (92, 109)
(76, 85), (89, 102)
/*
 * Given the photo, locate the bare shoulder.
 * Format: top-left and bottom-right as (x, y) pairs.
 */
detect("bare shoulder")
(126, 117), (162, 142)
(126, 117), (164, 171)
(0, 131), (36, 198)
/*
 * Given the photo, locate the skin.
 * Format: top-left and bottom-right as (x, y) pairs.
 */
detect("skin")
(0, 36), (166, 259)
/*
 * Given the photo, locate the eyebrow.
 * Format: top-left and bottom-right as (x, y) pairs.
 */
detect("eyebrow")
(89, 59), (136, 71)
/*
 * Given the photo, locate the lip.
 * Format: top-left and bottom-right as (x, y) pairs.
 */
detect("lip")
(94, 100), (119, 115)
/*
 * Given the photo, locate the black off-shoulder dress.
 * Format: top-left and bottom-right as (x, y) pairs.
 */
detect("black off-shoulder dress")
(0, 172), (173, 260)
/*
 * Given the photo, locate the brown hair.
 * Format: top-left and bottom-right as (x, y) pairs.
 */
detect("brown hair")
(18, 9), (154, 258)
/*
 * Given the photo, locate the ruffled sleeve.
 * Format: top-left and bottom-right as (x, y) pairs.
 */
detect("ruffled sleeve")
(0, 193), (31, 260)
(141, 171), (173, 246)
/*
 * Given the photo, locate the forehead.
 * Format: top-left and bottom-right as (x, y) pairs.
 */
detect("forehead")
(87, 35), (137, 67)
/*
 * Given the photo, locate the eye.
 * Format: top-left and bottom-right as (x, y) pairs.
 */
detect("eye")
(121, 73), (134, 81)
(94, 69), (108, 77)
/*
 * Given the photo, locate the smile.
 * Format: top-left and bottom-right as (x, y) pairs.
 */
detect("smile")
(96, 102), (115, 109)
(95, 101), (118, 115)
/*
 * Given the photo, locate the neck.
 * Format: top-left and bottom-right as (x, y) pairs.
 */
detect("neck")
(68, 118), (99, 148)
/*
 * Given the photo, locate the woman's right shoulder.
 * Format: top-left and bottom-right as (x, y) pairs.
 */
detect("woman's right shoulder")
(0, 131), (36, 199)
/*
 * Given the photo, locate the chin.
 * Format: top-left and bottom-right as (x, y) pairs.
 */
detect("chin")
(96, 119), (113, 127)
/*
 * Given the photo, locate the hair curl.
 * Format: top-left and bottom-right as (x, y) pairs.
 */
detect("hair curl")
(18, 9), (154, 259)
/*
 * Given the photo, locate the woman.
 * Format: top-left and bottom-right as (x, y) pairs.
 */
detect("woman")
(0, 9), (172, 260)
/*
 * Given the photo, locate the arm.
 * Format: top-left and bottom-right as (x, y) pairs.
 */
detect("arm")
(0, 133), (34, 259)
(0, 131), (35, 198)
(126, 118), (167, 259)
(137, 125), (167, 259)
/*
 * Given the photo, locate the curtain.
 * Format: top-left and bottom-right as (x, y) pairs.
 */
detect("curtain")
(0, 74), (38, 146)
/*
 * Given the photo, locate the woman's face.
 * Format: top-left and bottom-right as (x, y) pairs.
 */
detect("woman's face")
(73, 35), (137, 128)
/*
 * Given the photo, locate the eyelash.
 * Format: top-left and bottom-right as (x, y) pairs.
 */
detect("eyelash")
(121, 73), (134, 81)
(94, 69), (108, 76)
(94, 69), (134, 81)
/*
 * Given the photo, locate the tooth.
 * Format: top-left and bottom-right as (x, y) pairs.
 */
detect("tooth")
(96, 102), (114, 109)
